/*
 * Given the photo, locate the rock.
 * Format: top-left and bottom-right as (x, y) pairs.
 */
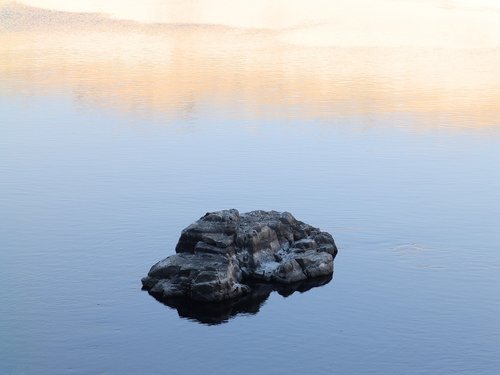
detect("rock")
(142, 209), (337, 302)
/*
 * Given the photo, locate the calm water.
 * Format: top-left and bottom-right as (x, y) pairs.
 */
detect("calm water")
(1, 1), (500, 374)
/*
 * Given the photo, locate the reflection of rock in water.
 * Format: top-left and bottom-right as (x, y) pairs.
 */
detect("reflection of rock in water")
(148, 275), (332, 325)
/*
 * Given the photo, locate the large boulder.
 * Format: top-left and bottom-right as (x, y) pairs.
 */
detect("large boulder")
(142, 209), (337, 302)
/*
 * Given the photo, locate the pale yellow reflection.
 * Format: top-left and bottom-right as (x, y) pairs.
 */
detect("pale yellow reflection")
(9, 0), (500, 48)
(1, 1), (499, 127)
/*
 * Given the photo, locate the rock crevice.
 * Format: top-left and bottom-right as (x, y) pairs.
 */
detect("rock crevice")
(142, 209), (338, 302)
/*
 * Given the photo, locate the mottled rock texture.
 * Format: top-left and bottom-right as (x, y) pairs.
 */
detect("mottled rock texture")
(142, 209), (337, 302)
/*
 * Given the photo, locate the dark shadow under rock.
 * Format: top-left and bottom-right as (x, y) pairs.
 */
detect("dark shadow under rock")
(142, 209), (338, 303)
(148, 275), (333, 325)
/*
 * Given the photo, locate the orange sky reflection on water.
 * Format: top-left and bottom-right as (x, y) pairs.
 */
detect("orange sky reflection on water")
(1, 1), (499, 128)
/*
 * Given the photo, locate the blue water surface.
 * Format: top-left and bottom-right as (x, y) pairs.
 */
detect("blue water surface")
(1, 94), (499, 374)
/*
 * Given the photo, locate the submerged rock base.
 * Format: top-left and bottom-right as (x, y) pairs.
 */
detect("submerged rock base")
(142, 209), (337, 302)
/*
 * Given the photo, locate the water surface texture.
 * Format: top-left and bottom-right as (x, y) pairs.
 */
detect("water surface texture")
(1, 1), (500, 374)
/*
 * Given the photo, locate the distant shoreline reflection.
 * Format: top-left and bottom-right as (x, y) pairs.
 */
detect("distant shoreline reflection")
(144, 275), (333, 325)
(1, 2), (499, 129)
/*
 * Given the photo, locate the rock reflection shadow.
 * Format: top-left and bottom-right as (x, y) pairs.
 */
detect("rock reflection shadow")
(145, 275), (333, 325)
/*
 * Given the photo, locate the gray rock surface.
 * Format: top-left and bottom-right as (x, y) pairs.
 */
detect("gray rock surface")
(142, 209), (337, 302)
